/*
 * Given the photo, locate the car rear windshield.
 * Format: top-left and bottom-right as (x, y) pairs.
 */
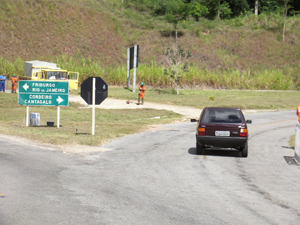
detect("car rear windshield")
(202, 109), (242, 124)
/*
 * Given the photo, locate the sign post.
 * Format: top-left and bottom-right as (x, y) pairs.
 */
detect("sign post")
(26, 106), (29, 127)
(57, 106), (60, 128)
(132, 45), (138, 92)
(81, 77), (108, 135)
(92, 78), (96, 135)
(127, 48), (130, 89)
(127, 45), (139, 92)
(18, 80), (69, 127)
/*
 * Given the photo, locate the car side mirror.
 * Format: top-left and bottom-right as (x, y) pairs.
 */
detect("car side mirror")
(190, 119), (199, 122)
(246, 120), (252, 124)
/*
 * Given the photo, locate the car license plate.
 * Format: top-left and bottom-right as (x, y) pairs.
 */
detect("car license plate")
(215, 131), (230, 136)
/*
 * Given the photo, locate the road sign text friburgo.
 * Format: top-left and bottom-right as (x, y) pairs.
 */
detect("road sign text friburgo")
(18, 80), (69, 106)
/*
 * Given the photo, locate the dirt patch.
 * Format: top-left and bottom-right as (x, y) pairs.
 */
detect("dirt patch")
(69, 96), (270, 119)
(69, 95), (201, 119)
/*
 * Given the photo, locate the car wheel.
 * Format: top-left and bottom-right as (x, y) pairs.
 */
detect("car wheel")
(241, 143), (248, 157)
(196, 142), (204, 155)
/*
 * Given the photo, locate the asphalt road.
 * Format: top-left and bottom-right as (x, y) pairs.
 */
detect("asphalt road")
(1, 110), (299, 225)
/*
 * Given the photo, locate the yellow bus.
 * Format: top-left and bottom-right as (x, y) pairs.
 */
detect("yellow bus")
(24, 61), (79, 90)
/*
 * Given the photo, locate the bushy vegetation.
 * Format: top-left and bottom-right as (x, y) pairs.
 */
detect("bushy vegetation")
(123, 0), (300, 19)
(0, 0), (300, 90)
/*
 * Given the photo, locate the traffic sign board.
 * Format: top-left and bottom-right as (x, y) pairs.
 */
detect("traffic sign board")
(81, 77), (108, 105)
(18, 81), (69, 106)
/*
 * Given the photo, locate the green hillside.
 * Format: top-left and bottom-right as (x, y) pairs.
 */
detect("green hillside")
(0, 0), (300, 89)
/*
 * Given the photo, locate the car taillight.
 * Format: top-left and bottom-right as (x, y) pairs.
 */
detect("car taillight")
(240, 128), (248, 137)
(198, 127), (205, 135)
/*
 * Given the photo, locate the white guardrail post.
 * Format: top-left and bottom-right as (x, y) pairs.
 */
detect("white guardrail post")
(295, 122), (300, 163)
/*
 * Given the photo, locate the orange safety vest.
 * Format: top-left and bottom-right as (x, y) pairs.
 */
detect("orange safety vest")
(297, 105), (300, 123)
(11, 77), (17, 90)
(139, 85), (146, 98)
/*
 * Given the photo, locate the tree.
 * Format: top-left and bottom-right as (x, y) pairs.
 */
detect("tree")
(164, 2), (190, 43)
(258, 0), (279, 14)
(277, 0), (293, 42)
(217, 1), (232, 19)
(163, 44), (191, 95)
(152, 0), (168, 16)
(205, 0), (233, 19)
(255, 0), (259, 15)
(227, 0), (249, 17)
(201, 0), (249, 18)
(190, 2), (209, 21)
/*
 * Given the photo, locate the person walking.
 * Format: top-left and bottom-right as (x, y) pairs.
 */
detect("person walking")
(138, 82), (146, 105)
(11, 74), (18, 93)
(0, 73), (6, 93)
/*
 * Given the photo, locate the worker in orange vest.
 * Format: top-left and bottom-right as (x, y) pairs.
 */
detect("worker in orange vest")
(297, 104), (300, 123)
(11, 74), (18, 93)
(138, 82), (146, 105)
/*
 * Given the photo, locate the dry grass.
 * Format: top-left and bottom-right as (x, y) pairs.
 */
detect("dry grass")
(0, 0), (125, 64)
(289, 134), (295, 149)
(0, 0), (299, 85)
(1, 87), (299, 147)
(108, 87), (300, 110)
(0, 92), (181, 146)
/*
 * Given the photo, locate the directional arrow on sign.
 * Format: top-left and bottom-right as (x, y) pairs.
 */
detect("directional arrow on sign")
(56, 96), (64, 104)
(23, 83), (29, 91)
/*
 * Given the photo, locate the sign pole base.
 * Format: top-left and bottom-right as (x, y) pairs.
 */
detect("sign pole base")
(57, 106), (60, 128)
(26, 106), (29, 127)
(92, 78), (95, 136)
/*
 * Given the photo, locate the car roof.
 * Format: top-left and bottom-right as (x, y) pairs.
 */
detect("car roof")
(203, 107), (241, 111)
(200, 107), (246, 124)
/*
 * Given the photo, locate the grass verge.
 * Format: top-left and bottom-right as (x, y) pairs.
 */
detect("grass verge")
(0, 92), (181, 146)
(1, 87), (299, 147)
(108, 87), (299, 110)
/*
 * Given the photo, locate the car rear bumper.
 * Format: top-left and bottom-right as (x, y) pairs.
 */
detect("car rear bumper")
(197, 135), (248, 148)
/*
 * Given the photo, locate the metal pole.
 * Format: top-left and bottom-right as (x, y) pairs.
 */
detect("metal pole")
(57, 106), (60, 128)
(132, 45), (137, 93)
(92, 77), (96, 136)
(26, 106), (29, 127)
(127, 48), (130, 89)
